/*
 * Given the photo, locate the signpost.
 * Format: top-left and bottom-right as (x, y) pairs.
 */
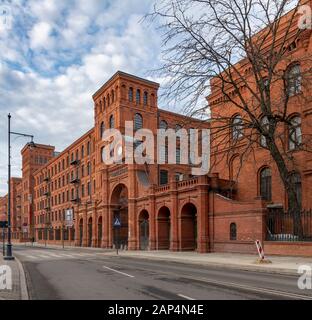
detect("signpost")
(113, 217), (121, 255)
(255, 240), (265, 261)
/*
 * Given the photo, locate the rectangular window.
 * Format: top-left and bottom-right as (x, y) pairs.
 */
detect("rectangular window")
(87, 182), (91, 196)
(160, 170), (169, 186)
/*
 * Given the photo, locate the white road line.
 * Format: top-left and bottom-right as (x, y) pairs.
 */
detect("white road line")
(178, 294), (196, 301)
(103, 266), (135, 278)
(46, 253), (66, 258)
(38, 255), (53, 259)
(55, 254), (75, 258)
(25, 255), (39, 260)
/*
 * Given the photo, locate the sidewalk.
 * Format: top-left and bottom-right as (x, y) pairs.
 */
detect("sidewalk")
(16, 242), (312, 276)
(0, 255), (28, 300)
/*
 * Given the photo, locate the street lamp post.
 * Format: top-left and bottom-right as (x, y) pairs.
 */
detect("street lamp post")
(5, 114), (35, 261)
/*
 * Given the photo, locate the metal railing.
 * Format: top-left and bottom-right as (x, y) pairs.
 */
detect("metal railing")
(266, 209), (312, 242)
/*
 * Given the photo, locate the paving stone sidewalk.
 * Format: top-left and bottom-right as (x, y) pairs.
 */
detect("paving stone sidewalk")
(0, 255), (27, 300)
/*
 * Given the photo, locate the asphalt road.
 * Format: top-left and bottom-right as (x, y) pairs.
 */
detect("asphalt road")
(13, 246), (312, 300)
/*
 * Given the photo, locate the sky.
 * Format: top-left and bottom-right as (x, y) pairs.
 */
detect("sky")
(0, 0), (166, 196)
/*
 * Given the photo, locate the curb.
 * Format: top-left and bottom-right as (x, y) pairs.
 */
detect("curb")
(14, 244), (302, 276)
(15, 257), (29, 300)
(114, 253), (299, 276)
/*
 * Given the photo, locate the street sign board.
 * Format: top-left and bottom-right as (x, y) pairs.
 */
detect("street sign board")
(113, 217), (121, 228)
(65, 209), (74, 227)
(0, 221), (8, 229)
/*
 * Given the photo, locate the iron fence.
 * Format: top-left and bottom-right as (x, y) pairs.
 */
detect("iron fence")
(266, 209), (312, 242)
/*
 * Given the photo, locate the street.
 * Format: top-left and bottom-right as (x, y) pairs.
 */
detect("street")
(12, 246), (312, 300)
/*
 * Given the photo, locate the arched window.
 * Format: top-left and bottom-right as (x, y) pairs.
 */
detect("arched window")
(175, 124), (182, 132)
(87, 141), (91, 156)
(232, 115), (243, 140)
(101, 146), (105, 163)
(81, 145), (84, 158)
(136, 89), (141, 104)
(159, 120), (168, 130)
(107, 94), (110, 106)
(134, 113), (143, 131)
(151, 93), (155, 107)
(100, 122), (105, 138)
(289, 116), (302, 151)
(260, 116), (269, 148)
(287, 64), (302, 96)
(143, 91), (148, 106)
(103, 97), (106, 110)
(111, 90), (115, 103)
(260, 167), (272, 201)
(230, 223), (237, 241)
(129, 88), (133, 102)
(109, 115), (115, 129)
(289, 172), (302, 208)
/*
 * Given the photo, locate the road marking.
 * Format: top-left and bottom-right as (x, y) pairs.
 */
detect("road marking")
(25, 255), (38, 260)
(103, 266), (135, 278)
(178, 294), (196, 301)
(46, 253), (64, 258)
(38, 255), (53, 259)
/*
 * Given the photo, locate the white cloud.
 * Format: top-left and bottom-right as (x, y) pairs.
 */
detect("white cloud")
(0, 0), (165, 196)
(29, 22), (54, 49)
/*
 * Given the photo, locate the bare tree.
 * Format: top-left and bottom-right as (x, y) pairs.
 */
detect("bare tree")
(147, 0), (312, 237)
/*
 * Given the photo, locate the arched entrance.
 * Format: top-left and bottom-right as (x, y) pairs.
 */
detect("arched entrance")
(98, 216), (103, 248)
(181, 203), (197, 251)
(139, 210), (149, 250)
(88, 217), (92, 247)
(79, 219), (83, 247)
(111, 184), (129, 250)
(157, 207), (171, 250)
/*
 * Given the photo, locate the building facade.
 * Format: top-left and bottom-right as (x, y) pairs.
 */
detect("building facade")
(208, 3), (312, 256)
(1, 4), (311, 256)
(16, 71), (221, 253)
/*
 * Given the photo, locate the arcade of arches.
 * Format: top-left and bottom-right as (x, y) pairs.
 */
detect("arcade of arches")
(74, 178), (212, 253)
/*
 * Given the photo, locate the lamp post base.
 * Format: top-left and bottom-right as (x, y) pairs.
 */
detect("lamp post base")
(4, 256), (15, 261)
(4, 244), (15, 260)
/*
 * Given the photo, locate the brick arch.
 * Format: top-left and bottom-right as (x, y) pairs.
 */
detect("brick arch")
(110, 183), (128, 206)
(88, 217), (93, 247)
(79, 218), (83, 247)
(157, 206), (171, 250)
(97, 216), (103, 248)
(110, 184), (129, 249)
(178, 199), (199, 217)
(180, 202), (198, 251)
(138, 210), (149, 250)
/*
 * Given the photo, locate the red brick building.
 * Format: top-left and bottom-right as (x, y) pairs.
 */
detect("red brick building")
(208, 2), (312, 256)
(1, 4), (311, 256)
(16, 71), (220, 253)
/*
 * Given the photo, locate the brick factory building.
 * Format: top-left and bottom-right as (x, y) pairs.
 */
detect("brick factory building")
(1, 5), (312, 256)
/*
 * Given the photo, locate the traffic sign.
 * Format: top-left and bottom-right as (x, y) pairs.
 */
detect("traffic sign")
(65, 209), (74, 227)
(113, 217), (121, 228)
